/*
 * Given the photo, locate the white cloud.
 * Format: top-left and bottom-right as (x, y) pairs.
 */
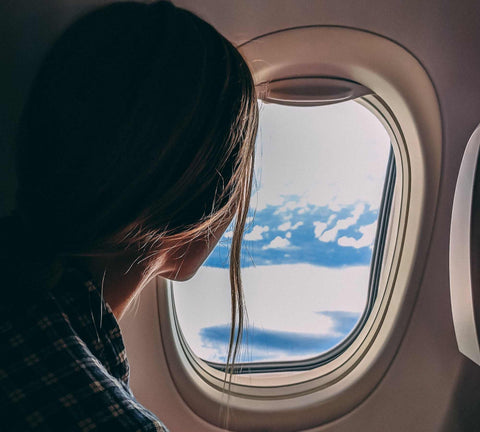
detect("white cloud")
(318, 228), (337, 242)
(277, 201), (298, 213)
(274, 197), (311, 215)
(338, 221), (377, 249)
(317, 203), (365, 243)
(224, 230), (234, 239)
(278, 221), (303, 231)
(263, 236), (291, 250)
(328, 200), (342, 212)
(313, 221), (328, 238)
(286, 232), (292, 239)
(244, 225), (269, 241)
(352, 203), (366, 220)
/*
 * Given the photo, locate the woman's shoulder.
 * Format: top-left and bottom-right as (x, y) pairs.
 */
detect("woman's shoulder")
(0, 267), (168, 431)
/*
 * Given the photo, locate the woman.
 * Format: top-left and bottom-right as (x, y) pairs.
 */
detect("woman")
(0, 1), (258, 430)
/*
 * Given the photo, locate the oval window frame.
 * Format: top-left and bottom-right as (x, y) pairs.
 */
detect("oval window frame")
(157, 26), (442, 431)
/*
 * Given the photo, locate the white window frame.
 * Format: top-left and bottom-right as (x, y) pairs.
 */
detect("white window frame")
(156, 26), (442, 432)
(171, 96), (396, 374)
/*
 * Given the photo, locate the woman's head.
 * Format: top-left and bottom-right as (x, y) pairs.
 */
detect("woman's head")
(1, 4), (258, 419)
(15, 1), (258, 279)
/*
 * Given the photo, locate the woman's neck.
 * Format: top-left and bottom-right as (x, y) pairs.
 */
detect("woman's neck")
(79, 254), (148, 320)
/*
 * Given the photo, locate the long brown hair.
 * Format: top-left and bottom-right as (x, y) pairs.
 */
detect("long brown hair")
(6, 0), (257, 395)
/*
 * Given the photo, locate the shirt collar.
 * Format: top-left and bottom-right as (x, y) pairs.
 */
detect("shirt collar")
(51, 267), (130, 386)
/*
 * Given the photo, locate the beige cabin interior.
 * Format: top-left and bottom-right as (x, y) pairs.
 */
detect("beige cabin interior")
(2, 1), (480, 431)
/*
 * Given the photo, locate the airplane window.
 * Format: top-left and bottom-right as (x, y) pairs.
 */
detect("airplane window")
(171, 99), (393, 371)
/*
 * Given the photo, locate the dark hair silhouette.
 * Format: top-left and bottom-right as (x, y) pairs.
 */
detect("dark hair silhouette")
(2, 0), (258, 391)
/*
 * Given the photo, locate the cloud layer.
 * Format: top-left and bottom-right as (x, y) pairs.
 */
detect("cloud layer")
(206, 198), (380, 268)
(199, 311), (360, 363)
(174, 264), (370, 363)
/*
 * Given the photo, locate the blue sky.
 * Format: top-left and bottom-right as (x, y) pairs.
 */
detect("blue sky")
(173, 101), (391, 365)
(206, 196), (379, 269)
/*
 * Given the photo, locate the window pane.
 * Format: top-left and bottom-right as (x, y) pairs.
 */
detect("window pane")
(172, 100), (391, 365)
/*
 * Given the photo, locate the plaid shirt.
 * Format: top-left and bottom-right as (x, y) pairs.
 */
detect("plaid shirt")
(0, 267), (168, 431)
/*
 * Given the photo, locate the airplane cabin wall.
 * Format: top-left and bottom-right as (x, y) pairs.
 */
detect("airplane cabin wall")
(1, 1), (480, 431)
